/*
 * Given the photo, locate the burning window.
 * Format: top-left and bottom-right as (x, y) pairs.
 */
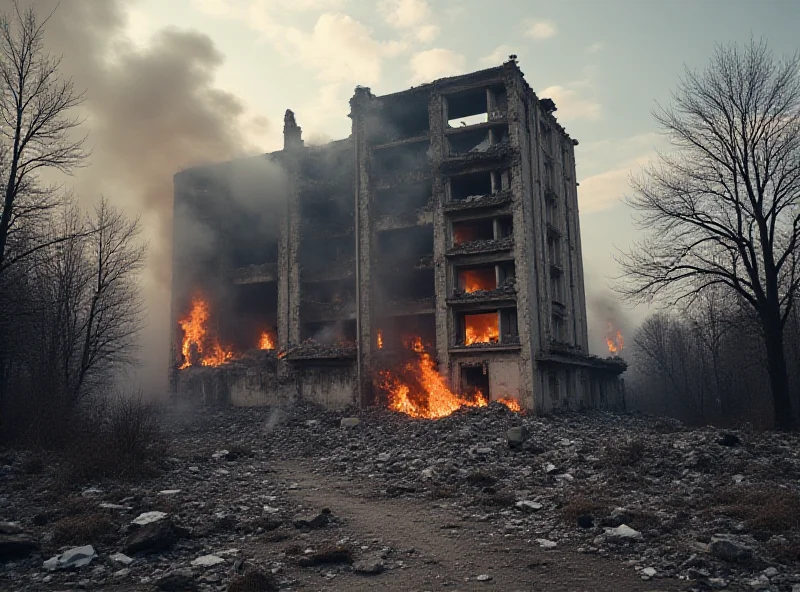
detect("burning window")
(461, 364), (489, 400)
(178, 294), (237, 369)
(457, 267), (497, 293)
(452, 218), (493, 245)
(463, 311), (500, 345)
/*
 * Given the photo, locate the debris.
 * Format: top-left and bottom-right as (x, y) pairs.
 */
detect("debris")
(709, 537), (753, 563)
(353, 556), (385, 575)
(124, 520), (180, 554)
(43, 545), (96, 571)
(297, 545), (354, 567)
(515, 500), (542, 513)
(0, 523), (22, 535)
(191, 554), (226, 567)
(228, 568), (280, 592)
(293, 508), (333, 530)
(109, 552), (133, 566)
(536, 538), (558, 549)
(131, 511), (167, 526)
(605, 524), (642, 540)
(155, 569), (198, 591)
(340, 417), (361, 428)
(476, 574), (493, 581)
(507, 426), (529, 449)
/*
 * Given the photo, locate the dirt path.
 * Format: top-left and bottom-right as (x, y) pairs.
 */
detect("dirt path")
(273, 459), (683, 592)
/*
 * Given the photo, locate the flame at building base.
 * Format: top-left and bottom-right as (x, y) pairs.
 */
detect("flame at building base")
(378, 337), (521, 419)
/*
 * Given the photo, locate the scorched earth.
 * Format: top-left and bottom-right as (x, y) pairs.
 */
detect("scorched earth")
(1, 403), (800, 591)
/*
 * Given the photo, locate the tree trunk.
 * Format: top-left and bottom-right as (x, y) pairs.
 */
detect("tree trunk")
(763, 314), (795, 430)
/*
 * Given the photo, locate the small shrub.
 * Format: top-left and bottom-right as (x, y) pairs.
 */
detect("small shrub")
(561, 496), (607, 525)
(712, 486), (800, 534)
(604, 438), (647, 467)
(52, 514), (115, 545)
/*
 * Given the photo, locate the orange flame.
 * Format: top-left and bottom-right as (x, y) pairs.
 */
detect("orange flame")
(605, 323), (624, 355)
(498, 397), (521, 412)
(377, 329), (384, 349)
(178, 295), (236, 369)
(465, 312), (500, 345)
(378, 337), (488, 419)
(460, 268), (497, 293)
(259, 330), (276, 350)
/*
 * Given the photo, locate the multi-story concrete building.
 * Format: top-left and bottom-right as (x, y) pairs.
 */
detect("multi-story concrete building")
(170, 59), (626, 413)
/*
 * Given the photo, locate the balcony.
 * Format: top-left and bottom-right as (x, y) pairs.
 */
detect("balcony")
(447, 235), (513, 257)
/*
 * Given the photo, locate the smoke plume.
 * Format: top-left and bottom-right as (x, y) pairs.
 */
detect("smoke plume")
(2, 0), (275, 396)
(586, 291), (637, 359)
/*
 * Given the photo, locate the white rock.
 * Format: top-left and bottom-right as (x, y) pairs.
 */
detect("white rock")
(476, 574), (492, 581)
(536, 538), (558, 549)
(263, 506), (282, 514)
(99, 503), (131, 511)
(43, 545), (97, 571)
(191, 554), (225, 567)
(377, 452), (391, 462)
(544, 463), (557, 474)
(421, 467), (436, 479)
(158, 489), (181, 495)
(763, 567), (779, 578)
(109, 552), (133, 566)
(131, 511), (167, 526)
(515, 500), (543, 512)
(606, 524), (642, 540)
(80, 488), (102, 497)
(211, 450), (229, 459)
(641, 567), (656, 577)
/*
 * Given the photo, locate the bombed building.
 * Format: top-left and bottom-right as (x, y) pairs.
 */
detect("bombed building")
(169, 60), (626, 417)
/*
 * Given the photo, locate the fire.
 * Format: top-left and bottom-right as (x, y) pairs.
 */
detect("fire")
(460, 268), (496, 293)
(465, 312), (500, 345)
(606, 323), (624, 355)
(177, 294), (236, 369)
(377, 329), (384, 349)
(498, 397), (521, 412)
(453, 222), (478, 245)
(378, 337), (488, 419)
(259, 330), (276, 350)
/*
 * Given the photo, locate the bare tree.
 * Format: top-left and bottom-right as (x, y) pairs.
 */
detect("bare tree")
(0, 1), (86, 275)
(616, 40), (800, 430)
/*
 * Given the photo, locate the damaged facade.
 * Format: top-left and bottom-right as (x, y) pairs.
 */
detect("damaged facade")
(170, 60), (626, 413)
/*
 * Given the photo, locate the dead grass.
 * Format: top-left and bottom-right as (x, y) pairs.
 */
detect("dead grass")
(711, 485), (800, 534)
(560, 496), (608, 524)
(603, 437), (647, 467)
(52, 514), (115, 545)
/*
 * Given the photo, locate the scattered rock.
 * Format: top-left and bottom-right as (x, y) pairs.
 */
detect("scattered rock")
(124, 520), (179, 554)
(709, 536), (753, 563)
(156, 569), (198, 591)
(131, 511), (167, 526)
(353, 556), (385, 575)
(515, 500), (542, 513)
(0, 522), (23, 535)
(43, 545), (96, 571)
(605, 524), (642, 540)
(109, 552), (133, 567)
(507, 426), (529, 449)
(476, 574), (493, 581)
(297, 545), (354, 567)
(293, 508), (332, 530)
(340, 417), (361, 428)
(536, 538), (558, 549)
(191, 554), (226, 567)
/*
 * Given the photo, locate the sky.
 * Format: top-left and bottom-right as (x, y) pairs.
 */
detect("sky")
(9, 0), (798, 392)
(122, 0), (797, 319)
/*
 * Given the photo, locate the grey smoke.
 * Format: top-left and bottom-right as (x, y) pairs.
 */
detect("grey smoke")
(586, 291), (637, 358)
(2, 0), (277, 396)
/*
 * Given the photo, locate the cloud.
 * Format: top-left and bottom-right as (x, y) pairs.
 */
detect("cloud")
(479, 45), (518, 68)
(415, 23), (439, 43)
(274, 14), (404, 86)
(380, 0), (439, 44)
(586, 41), (605, 54)
(539, 84), (602, 122)
(408, 48), (466, 85)
(382, 0), (430, 28)
(525, 19), (557, 40)
(577, 134), (663, 213)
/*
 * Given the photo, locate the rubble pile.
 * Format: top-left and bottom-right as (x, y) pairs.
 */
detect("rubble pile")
(0, 403), (798, 591)
(267, 403), (800, 590)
